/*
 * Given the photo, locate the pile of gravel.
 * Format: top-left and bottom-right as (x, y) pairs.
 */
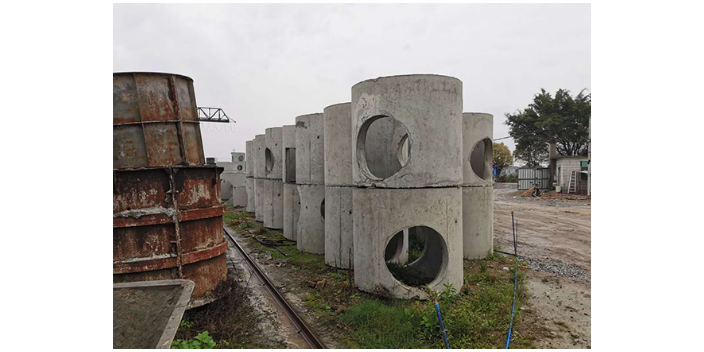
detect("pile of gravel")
(525, 258), (591, 282)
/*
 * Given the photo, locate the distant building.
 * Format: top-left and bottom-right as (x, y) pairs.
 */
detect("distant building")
(549, 143), (589, 194)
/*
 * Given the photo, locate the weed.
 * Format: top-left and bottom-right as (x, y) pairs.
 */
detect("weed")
(171, 331), (216, 349)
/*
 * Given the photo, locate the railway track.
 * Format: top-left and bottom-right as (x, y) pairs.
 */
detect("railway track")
(223, 226), (327, 349)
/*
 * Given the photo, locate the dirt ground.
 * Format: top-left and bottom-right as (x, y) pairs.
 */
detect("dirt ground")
(494, 187), (591, 348)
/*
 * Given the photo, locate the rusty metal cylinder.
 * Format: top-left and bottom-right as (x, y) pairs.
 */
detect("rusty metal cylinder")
(113, 72), (206, 169)
(113, 72), (226, 308)
(112, 166), (227, 308)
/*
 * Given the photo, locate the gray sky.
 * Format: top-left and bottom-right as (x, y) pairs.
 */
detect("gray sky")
(114, 3), (590, 164)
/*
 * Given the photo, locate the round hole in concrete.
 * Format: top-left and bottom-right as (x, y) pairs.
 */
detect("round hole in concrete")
(357, 115), (410, 180)
(265, 148), (274, 174)
(237, 165), (243, 171)
(385, 226), (445, 287)
(238, 155), (244, 162)
(470, 138), (493, 181)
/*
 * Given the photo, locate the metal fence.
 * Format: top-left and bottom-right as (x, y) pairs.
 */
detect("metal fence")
(517, 168), (550, 190)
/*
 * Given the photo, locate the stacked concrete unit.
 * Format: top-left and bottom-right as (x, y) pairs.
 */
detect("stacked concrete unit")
(295, 113), (326, 254)
(261, 127), (284, 229)
(218, 151), (247, 207)
(253, 134), (265, 223)
(245, 140), (255, 212)
(282, 125), (300, 241)
(351, 74), (464, 299)
(462, 112), (494, 259)
(323, 103), (355, 268)
(112, 72), (227, 308)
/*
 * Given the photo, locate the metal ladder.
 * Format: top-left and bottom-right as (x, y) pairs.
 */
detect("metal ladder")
(567, 170), (578, 194)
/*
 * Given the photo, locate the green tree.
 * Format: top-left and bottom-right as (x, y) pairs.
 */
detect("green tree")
(492, 142), (513, 177)
(505, 88), (590, 166)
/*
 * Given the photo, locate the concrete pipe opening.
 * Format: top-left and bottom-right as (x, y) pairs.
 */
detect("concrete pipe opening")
(320, 198), (325, 220)
(265, 148), (274, 174)
(385, 226), (446, 287)
(470, 138), (493, 181)
(357, 115), (410, 180)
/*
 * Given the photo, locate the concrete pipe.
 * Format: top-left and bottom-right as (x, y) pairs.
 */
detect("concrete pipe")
(295, 113), (325, 186)
(352, 187), (463, 299)
(351, 74), (463, 188)
(282, 125), (299, 240)
(265, 127), (283, 180)
(297, 184), (325, 254)
(295, 114), (325, 254)
(283, 183), (300, 241)
(323, 102), (355, 268)
(245, 140), (255, 213)
(461, 112), (494, 259)
(261, 178), (284, 230)
(253, 134), (266, 222)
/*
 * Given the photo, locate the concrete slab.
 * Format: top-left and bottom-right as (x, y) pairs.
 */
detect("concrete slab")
(283, 183), (300, 241)
(324, 186), (354, 268)
(297, 184), (325, 254)
(113, 279), (194, 349)
(352, 187), (463, 299)
(351, 74), (463, 188)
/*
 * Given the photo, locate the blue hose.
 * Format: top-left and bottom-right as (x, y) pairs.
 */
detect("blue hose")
(434, 300), (450, 349)
(505, 212), (519, 349)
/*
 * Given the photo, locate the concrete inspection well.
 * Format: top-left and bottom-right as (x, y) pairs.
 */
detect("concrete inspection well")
(462, 112), (494, 259)
(352, 187), (463, 299)
(245, 140), (255, 213)
(283, 183), (300, 241)
(297, 184), (326, 254)
(253, 134), (266, 222)
(295, 114), (325, 254)
(323, 102), (355, 268)
(351, 74), (463, 188)
(295, 113), (325, 185)
(265, 127), (283, 180)
(282, 125), (299, 241)
(324, 186), (354, 268)
(262, 127), (284, 229)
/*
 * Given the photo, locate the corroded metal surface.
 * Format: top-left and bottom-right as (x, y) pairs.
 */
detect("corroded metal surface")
(113, 166), (227, 308)
(113, 72), (205, 169)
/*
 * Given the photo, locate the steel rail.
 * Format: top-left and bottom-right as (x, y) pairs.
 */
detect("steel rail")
(223, 226), (327, 349)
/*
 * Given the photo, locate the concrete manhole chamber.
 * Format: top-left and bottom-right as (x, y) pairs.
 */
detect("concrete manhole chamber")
(253, 134), (266, 223)
(296, 113), (326, 254)
(282, 125), (300, 241)
(245, 140), (255, 213)
(113, 72), (227, 308)
(351, 74), (464, 299)
(263, 127), (284, 229)
(323, 102), (355, 268)
(462, 112), (494, 259)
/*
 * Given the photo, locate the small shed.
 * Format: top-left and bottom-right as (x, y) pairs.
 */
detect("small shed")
(555, 156), (589, 194)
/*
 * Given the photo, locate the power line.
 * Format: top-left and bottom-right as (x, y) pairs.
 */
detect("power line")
(493, 136), (512, 141)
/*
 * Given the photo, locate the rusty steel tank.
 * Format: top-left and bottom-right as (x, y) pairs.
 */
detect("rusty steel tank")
(113, 72), (226, 308)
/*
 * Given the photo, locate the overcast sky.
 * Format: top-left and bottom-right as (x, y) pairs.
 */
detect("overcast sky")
(114, 3), (590, 164)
